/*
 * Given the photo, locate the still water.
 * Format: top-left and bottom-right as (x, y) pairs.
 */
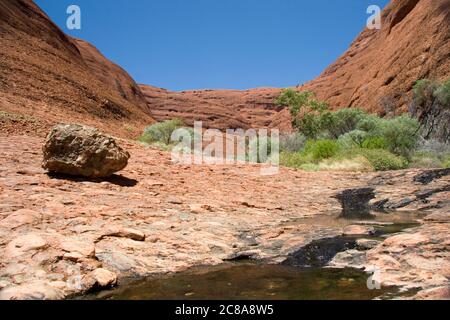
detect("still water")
(83, 212), (423, 300)
(85, 264), (397, 300)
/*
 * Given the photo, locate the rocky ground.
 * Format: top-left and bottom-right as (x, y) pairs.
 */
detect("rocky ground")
(0, 134), (449, 300)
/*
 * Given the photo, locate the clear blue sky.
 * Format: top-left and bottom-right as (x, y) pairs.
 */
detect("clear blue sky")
(36, 0), (389, 91)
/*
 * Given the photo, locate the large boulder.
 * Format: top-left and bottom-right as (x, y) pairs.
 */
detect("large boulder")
(42, 124), (130, 178)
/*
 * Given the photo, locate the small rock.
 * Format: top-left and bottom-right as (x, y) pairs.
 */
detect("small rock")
(0, 282), (64, 300)
(423, 210), (450, 223)
(188, 204), (212, 214)
(356, 239), (381, 250)
(225, 250), (262, 261)
(91, 268), (117, 288)
(382, 233), (428, 247)
(343, 225), (375, 236)
(96, 251), (138, 272)
(328, 249), (367, 269)
(62, 252), (84, 262)
(5, 234), (48, 259)
(59, 239), (95, 258)
(42, 124), (130, 178)
(0, 209), (41, 229)
(99, 227), (145, 241)
(167, 196), (183, 205)
(413, 286), (450, 300)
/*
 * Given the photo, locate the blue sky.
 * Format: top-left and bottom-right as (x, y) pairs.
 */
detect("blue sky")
(35, 0), (389, 91)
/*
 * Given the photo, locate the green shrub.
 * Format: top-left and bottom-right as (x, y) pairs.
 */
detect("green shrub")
(434, 78), (450, 106)
(409, 152), (444, 169)
(298, 163), (321, 172)
(297, 113), (322, 138)
(411, 138), (450, 168)
(319, 108), (369, 139)
(413, 78), (450, 108)
(275, 89), (314, 118)
(362, 136), (389, 150)
(356, 114), (383, 133)
(280, 151), (312, 169)
(139, 118), (184, 145)
(374, 115), (420, 158)
(313, 156), (374, 172)
(338, 130), (368, 148)
(413, 79), (439, 105)
(443, 157), (450, 168)
(305, 139), (340, 161)
(276, 89), (328, 132)
(357, 149), (407, 171)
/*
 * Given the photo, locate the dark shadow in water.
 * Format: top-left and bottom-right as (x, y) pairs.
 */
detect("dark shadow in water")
(47, 172), (138, 187)
(334, 188), (376, 219)
(281, 236), (357, 268)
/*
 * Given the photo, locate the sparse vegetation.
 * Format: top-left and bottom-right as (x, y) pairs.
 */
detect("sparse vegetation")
(139, 118), (185, 145)
(276, 88), (446, 172)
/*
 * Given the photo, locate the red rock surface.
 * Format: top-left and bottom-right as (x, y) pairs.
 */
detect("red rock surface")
(0, 0), (153, 138)
(0, 134), (448, 299)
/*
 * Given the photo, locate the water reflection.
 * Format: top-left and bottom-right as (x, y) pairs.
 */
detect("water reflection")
(84, 264), (396, 300)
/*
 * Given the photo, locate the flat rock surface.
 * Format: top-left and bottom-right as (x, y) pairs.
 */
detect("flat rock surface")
(0, 135), (449, 299)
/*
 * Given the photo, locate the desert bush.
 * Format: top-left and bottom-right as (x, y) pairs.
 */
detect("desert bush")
(279, 132), (307, 152)
(357, 149), (407, 171)
(313, 156), (373, 172)
(409, 138), (450, 168)
(356, 114), (383, 133)
(276, 89), (328, 132)
(319, 108), (368, 139)
(434, 78), (450, 106)
(413, 79), (439, 105)
(139, 118), (184, 145)
(443, 157), (450, 168)
(409, 152), (444, 169)
(305, 139), (341, 161)
(338, 130), (368, 148)
(279, 151), (312, 169)
(374, 115), (420, 158)
(362, 136), (389, 150)
(414, 78), (450, 106)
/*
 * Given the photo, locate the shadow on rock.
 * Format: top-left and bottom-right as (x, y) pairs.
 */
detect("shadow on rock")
(47, 172), (138, 187)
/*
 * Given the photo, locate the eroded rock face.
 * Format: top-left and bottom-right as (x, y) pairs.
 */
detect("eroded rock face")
(42, 124), (130, 178)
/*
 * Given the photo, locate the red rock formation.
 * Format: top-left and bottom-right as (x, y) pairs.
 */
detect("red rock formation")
(0, 0), (153, 138)
(1, 0), (448, 136)
(303, 0), (450, 116)
(139, 85), (287, 131)
(142, 0), (449, 130)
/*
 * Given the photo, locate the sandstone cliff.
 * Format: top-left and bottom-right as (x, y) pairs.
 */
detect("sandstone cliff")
(0, 0), (153, 137)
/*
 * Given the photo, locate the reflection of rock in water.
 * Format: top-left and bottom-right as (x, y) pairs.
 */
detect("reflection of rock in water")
(334, 188), (375, 219)
(281, 236), (357, 268)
